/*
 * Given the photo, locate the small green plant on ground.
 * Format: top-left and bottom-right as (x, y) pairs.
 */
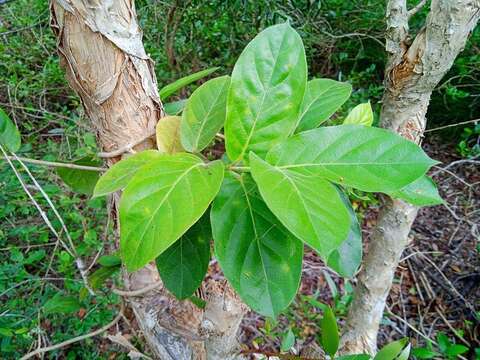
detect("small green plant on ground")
(457, 124), (480, 158)
(412, 332), (470, 359)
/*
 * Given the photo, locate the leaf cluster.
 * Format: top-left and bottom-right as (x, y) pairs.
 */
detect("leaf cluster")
(87, 23), (442, 318)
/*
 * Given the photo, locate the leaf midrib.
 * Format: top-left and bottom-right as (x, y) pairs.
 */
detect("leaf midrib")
(191, 81), (225, 151)
(236, 26), (289, 162)
(239, 177), (276, 315)
(272, 166), (324, 253)
(128, 161), (205, 267)
(277, 160), (430, 168)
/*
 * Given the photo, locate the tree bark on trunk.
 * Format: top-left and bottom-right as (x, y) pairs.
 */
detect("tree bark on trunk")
(340, 0), (480, 354)
(49, 1), (246, 359)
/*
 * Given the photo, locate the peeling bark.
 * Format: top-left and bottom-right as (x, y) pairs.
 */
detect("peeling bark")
(340, 0), (480, 354)
(50, 1), (246, 358)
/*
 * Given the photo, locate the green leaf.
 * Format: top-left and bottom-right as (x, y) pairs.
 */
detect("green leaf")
(411, 348), (438, 359)
(0, 328), (13, 337)
(225, 23), (307, 162)
(296, 79), (352, 132)
(250, 152), (350, 259)
(336, 355), (371, 360)
(156, 214), (211, 299)
(280, 329), (295, 352)
(188, 295), (207, 309)
(0, 107), (21, 152)
(374, 338), (408, 360)
(320, 306), (339, 357)
(88, 265), (120, 290)
(437, 332), (450, 353)
(120, 153), (224, 271)
(43, 293), (81, 314)
(98, 254), (122, 267)
(397, 344), (411, 360)
(159, 67), (219, 100)
(156, 116), (185, 154)
(211, 172), (303, 318)
(266, 125), (437, 193)
(327, 188), (362, 278)
(343, 102), (374, 126)
(181, 76), (230, 152)
(445, 344), (468, 356)
(93, 150), (162, 197)
(57, 156), (101, 195)
(164, 99), (187, 115)
(389, 176), (443, 206)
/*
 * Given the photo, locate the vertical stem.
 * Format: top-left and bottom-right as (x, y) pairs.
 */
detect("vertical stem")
(340, 0), (480, 354)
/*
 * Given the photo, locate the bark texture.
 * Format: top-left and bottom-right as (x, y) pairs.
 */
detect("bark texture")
(50, 1), (246, 359)
(340, 0), (480, 354)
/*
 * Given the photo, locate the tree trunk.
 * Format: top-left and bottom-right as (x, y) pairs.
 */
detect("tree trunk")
(49, 1), (246, 359)
(340, 0), (480, 354)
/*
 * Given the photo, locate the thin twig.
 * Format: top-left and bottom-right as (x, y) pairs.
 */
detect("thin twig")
(112, 281), (162, 297)
(320, 29), (385, 47)
(1, 155), (106, 171)
(408, 0), (428, 18)
(388, 308), (469, 360)
(13, 154), (95, 295)
(97, 130), (156, 158)
(435, 307), (470, 346)
(20, 304), (124, 360)
(425, 118), (479, 133)
(0, 21), (45, 36)
(0, 146), (74, 258)
(420, 254), (476, 314)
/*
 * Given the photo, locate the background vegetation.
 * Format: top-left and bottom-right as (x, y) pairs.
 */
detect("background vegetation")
(0, 0), (478, 358)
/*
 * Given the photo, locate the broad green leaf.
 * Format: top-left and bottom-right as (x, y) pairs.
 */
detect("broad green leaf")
(120, 153), (224, 271)
(250, 153), (350, 258)
(320, 306), (339, 357)
(43, 293), (81, 314)
(93, 150), (162, 197)
(389, 176), (443, 206)
(343, 102), (374, 126)
(266, 125), (437, 193)
(446, 344), (468, 356)
(437, 332), (449, 353)
(98, 254), (122, 267)
(88, 265), (120, 290)
(159, 67), (219, 100)
(397, 344), (411, 360)
(57, 156), (101, 195)
(411, 348), (438, 359)
(225, 23), (307, 162)
(156, 116), (184, 154)
(0, 107), (21, 152)
(374, 338), (408, 360)
(296, 79), (352, 132)
(156, 214), (211, 299)
(336, 355), (371, 360)
(0, 328), (13, 337)
(327, 188), (362, 278)
(211, 172), (303, 318)
(280, 329), (295, 352)
(181, 76), (230, 152)
(164, 99), (187, 115)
